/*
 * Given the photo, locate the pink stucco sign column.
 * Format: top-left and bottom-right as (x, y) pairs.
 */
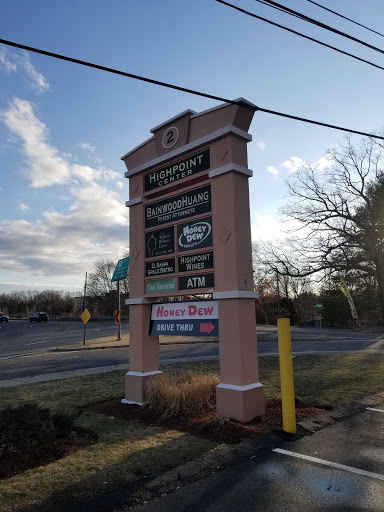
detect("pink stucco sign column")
(121, 99), (264, 421)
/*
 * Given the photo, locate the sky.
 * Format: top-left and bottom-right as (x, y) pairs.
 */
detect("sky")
(1, 0), (384, 294)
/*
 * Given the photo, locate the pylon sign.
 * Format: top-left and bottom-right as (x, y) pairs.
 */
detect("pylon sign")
(122, 99), (265, 423)
(150, 301), (218, 336)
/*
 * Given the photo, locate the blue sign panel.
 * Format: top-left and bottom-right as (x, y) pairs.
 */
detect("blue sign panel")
(151, 319), (218, 336)
(150, 301), (219, 336)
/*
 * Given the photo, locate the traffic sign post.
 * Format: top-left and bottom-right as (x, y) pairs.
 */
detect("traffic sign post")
(121, 100), (264, 422)
(80, 307), (91, 346)
(111, 257), (130, 340)
(111, 257), (130, 282)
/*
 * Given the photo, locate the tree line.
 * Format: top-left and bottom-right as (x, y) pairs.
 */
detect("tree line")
(255, 133), (384, 326)
(2, 134), (383, 325)
(0, 255), (130, 318)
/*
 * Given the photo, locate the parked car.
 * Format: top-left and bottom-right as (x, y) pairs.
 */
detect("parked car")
(29, 312), (48, 322)
(0, 312), (9, 322)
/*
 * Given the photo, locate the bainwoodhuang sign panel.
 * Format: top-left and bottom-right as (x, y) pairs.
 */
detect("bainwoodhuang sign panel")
(144, 149), (210, 192)
(145, 184), (211, 228)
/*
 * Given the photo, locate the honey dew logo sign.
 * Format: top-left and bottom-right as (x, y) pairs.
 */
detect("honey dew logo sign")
(177, 217), (212, 253)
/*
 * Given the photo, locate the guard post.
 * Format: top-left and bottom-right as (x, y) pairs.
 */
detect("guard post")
(121, 99), (265, 422)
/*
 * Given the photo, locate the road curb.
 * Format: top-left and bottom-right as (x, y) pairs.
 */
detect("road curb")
(49, 339), (219, 352)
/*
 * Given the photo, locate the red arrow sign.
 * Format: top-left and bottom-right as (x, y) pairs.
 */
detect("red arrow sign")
(200, 321), (215, 334)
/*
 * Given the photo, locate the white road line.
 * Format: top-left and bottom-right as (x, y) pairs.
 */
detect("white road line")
(272, 448), (384, 481)
(24, 340), (49, 346)
(0, 352), (33, 360)
(367, 407), (384, 413)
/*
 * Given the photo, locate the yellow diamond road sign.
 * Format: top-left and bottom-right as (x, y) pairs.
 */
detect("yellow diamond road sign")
(81, 308), (91, 324)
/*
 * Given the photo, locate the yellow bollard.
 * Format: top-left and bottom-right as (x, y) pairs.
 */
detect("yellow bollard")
(277, 318), (296, 434)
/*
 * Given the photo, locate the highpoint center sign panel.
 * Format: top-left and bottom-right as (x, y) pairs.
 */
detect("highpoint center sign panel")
(144, 149), (210, 192)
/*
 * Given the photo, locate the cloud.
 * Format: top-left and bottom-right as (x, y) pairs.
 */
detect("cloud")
(266, 154), (332, 176)
(0, 45), (49, 91)
(21, 52), (50, 91)
(256, 141), (266, 151)
(251, 214), (282, 241)
(2, 98), (123, 188)
(314, 156), (331, 171)
(78, 142), (96, 152)
(18, 201), (29, 212)
(2, 98), (71, 187)
(0, 45), (17, 72)
(282, 156), (305, 173)
(251, 213), (303, 242)
(0, 98), (129, 280)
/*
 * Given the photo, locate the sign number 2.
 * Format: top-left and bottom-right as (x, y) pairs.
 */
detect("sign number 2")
(162, 126), (179, 149)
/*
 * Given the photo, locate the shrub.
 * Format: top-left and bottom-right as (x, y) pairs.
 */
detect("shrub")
(0, 403), (77, 459)
(145, 371), (219, 418)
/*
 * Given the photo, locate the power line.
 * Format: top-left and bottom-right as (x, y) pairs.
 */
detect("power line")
(257, 0), (384, 55)
(0, 38), (383, 141)
(216, 0), (384, 72)
(306, 0), (384, 39)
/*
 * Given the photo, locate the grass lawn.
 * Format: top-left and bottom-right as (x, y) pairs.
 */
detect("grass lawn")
(0, 353), (383, 512)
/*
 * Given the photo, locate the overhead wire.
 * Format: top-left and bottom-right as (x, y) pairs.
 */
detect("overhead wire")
(215, 1), (384, 72)
(0, 38), (383, 141)
(254, 0), (384, 56)
(306, 0), (384, 39)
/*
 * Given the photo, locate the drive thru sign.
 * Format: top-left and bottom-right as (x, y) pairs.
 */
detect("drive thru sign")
(150, 301), (218, 336)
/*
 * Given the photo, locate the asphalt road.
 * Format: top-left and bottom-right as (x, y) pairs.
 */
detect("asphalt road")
(1, 320), (384, 382)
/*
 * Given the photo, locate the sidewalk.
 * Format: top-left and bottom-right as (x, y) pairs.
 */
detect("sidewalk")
(52, 332), (218, 351)
(0, 333), (219, 389)
(121, 394), (384, 511)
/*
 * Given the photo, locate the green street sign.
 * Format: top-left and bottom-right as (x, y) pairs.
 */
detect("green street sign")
(111, 257), (130, 282)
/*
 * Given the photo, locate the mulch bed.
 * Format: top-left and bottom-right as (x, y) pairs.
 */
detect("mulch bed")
(1, 400), (323, 481)
(90, 398), (324, 445)
(0, 432), (94, 480)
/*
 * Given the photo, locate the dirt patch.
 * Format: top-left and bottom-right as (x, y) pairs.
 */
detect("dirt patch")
(90, 398), (323, 445)
(0, 431), (94, 480)
(1, 400), (322, 482)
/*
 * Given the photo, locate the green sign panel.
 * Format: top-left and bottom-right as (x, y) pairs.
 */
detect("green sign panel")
(111, 257), (130, 282)
(145, 277), (176, 294)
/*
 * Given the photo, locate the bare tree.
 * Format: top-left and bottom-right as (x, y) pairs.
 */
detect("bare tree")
(269, 135), (384, 323)
(87, 254), (130, 316)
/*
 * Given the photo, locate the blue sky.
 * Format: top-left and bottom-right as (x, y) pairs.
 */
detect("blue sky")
(1, 0), (384, 293)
